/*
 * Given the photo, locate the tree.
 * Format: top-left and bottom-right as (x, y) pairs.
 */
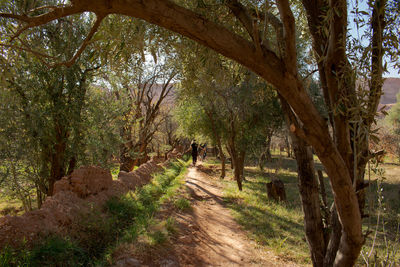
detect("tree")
(176, 46), (282, 189)
(105, 60), (176, 172)
(174, 84), (229, 178)
(0, 0), (392, 264)
(0, 20), (102, 199)
(98, 16), (178, 171)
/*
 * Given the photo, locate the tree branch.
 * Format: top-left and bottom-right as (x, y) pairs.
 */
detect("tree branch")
(277, 0), (297, 73)
(0, 5), (86, 37)
(225, 0), (255, 40)
(367, 0), (386, 125)
(52, 14), (105, 67)
(0, 44), (52, 67)
(27, 5), (69, 14)
(0, 44), (55, 60)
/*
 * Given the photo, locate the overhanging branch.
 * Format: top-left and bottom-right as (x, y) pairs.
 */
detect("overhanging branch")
(52, 14), (105, 67)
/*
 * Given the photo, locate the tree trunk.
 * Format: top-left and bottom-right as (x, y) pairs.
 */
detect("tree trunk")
(293, 136), (327, 267)
(120, 156), (135, 172)
(36, 185), (43, 209)
(229, 142), (243, 191)
(266, 132), (273, 162)
(258, 152), (266, 171)
(238, 151), (245, 182)
(280, 96), (326, 267)
(205, 110), (225, 178)
(133, 143), (148, 167)
(323, 206), (342, 266)
(67, 156), (76, 175)
(233, 155), (243, 191)
(217, 138), (226, 179)
(226, 145), (234, 170)
(48, 123), (67, 196)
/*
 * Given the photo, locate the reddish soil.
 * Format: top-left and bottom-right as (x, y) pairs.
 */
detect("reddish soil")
(170, 165), (298, 267)
(114, 163), (300, 266)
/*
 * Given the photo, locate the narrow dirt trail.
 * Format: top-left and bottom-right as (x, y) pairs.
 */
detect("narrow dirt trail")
(174, 165), (298, 267)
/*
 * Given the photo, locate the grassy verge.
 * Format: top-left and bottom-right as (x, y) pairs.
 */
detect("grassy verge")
(220, 162), (310, 265)
(102, 159), (190, 264)
(0, 159), (189, 267)
(209, 154), (400, 266)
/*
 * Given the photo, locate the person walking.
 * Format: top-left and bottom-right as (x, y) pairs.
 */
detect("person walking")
(191, 140), (198, 166)
(202, 143), (207, 160)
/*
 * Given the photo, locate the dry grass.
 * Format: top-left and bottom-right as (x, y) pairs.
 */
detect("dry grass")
(204, 154), (400, 266)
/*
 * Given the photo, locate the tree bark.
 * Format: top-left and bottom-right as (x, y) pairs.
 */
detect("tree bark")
(265, 132), (273, 162)
(48, 122), (67, 196)
(226, 145), (234, 170)
(324, 206), (342, 267)
(217, 138), (226, 179)
(259, 152), (266, 171)
(280, 96), (326, 267)
(233, 155), (243, 191)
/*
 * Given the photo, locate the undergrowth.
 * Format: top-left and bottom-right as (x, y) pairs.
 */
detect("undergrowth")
(217, 154), (400, 266)
(0, 159), (189, 267)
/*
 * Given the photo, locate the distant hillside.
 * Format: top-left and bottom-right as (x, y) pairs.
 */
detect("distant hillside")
(380, 78), (400, 105)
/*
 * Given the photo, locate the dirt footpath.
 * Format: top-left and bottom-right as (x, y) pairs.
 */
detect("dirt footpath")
(173, 165), (298, 267)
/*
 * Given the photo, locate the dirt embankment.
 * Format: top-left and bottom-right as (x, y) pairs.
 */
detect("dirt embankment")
(0, 152), (182, 249)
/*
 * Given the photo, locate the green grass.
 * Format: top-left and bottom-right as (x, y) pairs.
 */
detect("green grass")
(211, 153), (400, 265)
(110, 164), (120, 180)
(0, 195), (24, 216)
(102, 159), (189, 263)
(0, 237), (89, 267)
(173, 197), (192, 211)
(221, 162), (310, 264)
(358, 161), (400, 266)
(0, 159), (189, 266)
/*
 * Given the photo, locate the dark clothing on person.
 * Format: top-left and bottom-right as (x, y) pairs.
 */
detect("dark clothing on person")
(191, 142), (198, 164)
(201, 143), (207, 160)
(191, 142), (198, 154)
